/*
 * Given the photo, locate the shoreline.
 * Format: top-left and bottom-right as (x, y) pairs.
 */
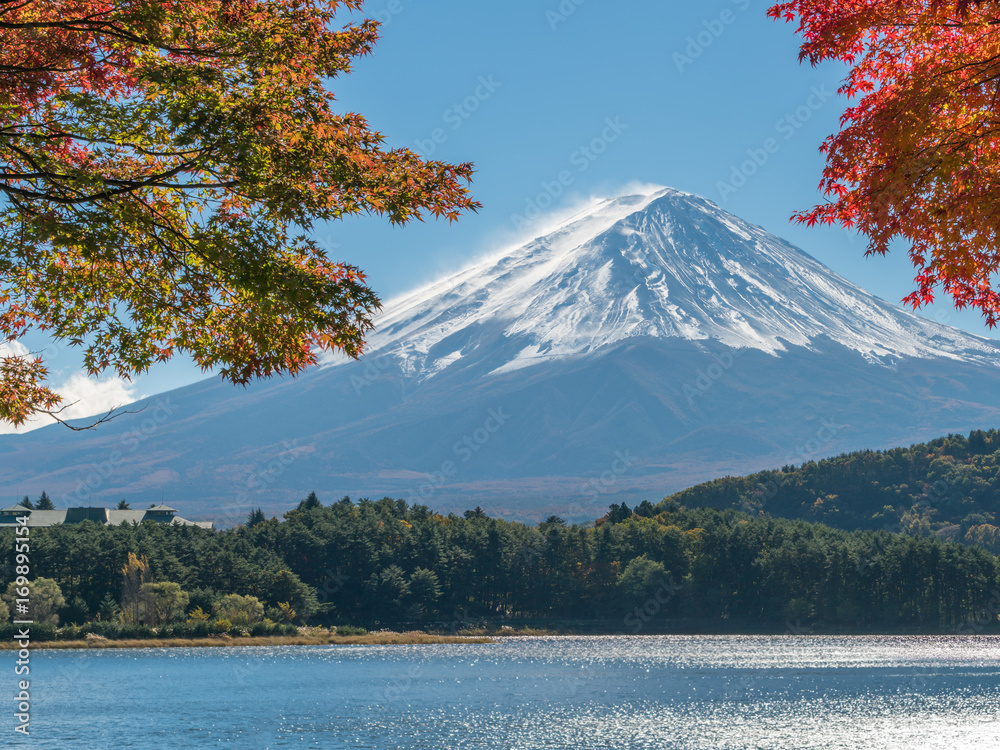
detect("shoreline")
(1, 633), (495, 650)
(8, 627), (999, 650)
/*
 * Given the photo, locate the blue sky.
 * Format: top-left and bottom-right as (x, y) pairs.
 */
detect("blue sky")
(12, 0), (998, 428)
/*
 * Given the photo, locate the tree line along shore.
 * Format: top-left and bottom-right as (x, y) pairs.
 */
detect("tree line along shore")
(2, 480), (999, 645)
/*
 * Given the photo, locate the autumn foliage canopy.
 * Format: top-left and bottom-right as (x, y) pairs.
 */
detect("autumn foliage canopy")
(0, 0), (478, 425)
(769, 0), (1000, 324)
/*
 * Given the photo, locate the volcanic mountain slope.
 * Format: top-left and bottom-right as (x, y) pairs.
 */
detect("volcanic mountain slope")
(4, 187), (1000, 523)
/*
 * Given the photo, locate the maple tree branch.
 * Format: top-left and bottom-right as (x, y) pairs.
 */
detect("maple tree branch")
(0, 162), (240, 205)
(39, 399), (144, 431)
(0, 0), (472, 427)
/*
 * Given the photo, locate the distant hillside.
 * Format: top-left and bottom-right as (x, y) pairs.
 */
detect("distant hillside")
(659, 429), (1000, 555)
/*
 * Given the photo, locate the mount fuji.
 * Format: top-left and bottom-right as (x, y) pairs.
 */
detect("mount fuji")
(4, 186), (1000, 523)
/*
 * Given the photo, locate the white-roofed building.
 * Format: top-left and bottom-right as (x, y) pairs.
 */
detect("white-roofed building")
(0, 504), (213, 529)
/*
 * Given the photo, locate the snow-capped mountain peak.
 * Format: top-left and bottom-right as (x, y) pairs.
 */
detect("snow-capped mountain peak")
(335, 186), (1000, 380)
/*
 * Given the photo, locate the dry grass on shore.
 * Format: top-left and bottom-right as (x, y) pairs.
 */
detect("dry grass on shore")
(2, 632), (494, 650)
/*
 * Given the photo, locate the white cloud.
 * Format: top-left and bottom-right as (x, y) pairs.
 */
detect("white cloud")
(0, 340), (30, 359)
(57, 372), (140, 420)
(0, 357), (140, 434)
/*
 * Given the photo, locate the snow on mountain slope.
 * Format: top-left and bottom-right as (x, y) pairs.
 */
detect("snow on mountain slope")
(337, 186), (1000, 381)
(6, 185), (1000, 523)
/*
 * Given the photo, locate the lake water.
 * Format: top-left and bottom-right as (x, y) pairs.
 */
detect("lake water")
(8, 635), (1000, 749)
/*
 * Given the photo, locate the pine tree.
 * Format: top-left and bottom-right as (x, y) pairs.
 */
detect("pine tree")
(635, 500), (656, 518)
(297, 492), (322, 511)
(607, 502), (633, 524)
(35, 491), (54, 510)
(120, 553), (151, 625)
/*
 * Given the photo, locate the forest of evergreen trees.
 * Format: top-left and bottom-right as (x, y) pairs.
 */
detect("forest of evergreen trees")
(2, 490), (998, 636)
(663, 429), (1000, 555)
